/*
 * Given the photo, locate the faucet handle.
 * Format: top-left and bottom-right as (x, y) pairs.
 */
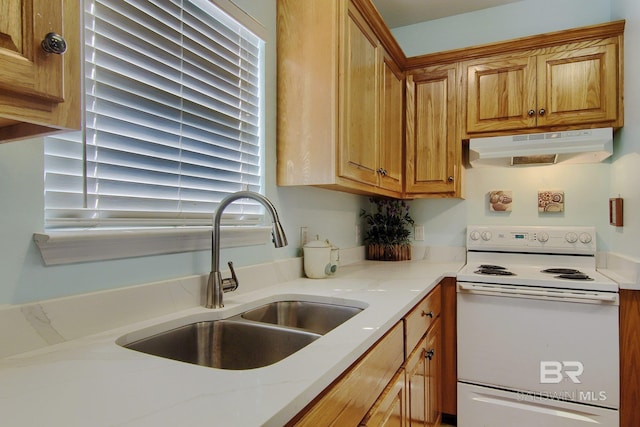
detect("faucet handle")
(222, 261), (239, 292)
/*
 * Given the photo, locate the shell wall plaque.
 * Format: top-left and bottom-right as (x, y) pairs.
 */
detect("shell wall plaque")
(538, 191), (564, 213)
(489, 190), (512, 212)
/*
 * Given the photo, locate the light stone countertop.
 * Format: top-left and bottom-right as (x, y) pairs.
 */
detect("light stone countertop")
(599, 252), (640, 290)
(0, 259), (462, 427)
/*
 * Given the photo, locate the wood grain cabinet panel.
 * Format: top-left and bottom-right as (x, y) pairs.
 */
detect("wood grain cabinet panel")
(405, 284), (441, 357)
(291, 322), (404, 426)
(620, 290), (640, 427)
(277, 0), (404, 198)
(440, 277), (457, 417)
(0, 0), (81, 142)
(464, 36), (622, 136)
(536, 43), (618, 127)
(465, 56), (537, 133)
(0, 0), (63, 102)
(379, 51), (404, 193)
(405, 64), (462, 198)
(360, 369), (407, 427)
(406, 317), (441, 427)
(339, 2), (381, 187)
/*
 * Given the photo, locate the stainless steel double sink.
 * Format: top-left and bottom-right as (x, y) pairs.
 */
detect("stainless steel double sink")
(118, 300), (365, 370)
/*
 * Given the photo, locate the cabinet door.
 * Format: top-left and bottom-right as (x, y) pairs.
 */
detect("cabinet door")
(537, 43), (618, 127)
(465, 55), (537, 133)
(405, 65), (460, 196)
(339, 1), (380, 186)
(440, 277), (457, 416)
(379, 52), (403, 193)
(0, 0), (65, 102)
(425, 319), (441, 426)
(406, 319), (442, 427)
(294, 323), (404, 426)
(360, 369), (407, 427)
(406, 338), (428, 426)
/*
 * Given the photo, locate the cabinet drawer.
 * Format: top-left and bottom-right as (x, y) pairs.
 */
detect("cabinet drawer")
(405, 285), (441, 356)
(293, 322), (404, 426)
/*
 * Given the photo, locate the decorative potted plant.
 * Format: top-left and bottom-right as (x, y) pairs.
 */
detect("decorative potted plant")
(360, 197), (414, 261)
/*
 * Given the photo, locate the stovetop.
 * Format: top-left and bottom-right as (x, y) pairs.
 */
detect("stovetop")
(459, 226), (618, 292)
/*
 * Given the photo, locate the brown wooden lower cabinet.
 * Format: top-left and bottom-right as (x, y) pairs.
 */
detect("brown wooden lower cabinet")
(289, 322), (405, 426)
(360, 369), (407, 426)
(289, 281), (452, 426)
(620, 289), (640, 427)
(440, 277), (457, 416)
(406, 318), (441, 426)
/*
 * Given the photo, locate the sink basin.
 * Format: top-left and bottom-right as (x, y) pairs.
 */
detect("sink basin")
(123, 319), (320, 370)
(119, 297), (366, 370)
(241, 300), (364, 334)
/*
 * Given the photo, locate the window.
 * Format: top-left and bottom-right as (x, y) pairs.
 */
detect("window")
(44, 0), (265, 231)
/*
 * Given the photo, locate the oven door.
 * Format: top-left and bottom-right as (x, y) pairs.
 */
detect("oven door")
(457, 282), (619, 411)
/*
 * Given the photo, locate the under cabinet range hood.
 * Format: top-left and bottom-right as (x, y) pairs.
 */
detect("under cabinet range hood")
(468, 127), (613, 167)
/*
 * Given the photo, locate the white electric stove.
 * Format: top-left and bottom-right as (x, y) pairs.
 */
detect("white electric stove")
(457, 225), (619, 427)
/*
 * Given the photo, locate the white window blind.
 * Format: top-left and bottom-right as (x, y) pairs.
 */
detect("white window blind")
(44, 0), (265, 230)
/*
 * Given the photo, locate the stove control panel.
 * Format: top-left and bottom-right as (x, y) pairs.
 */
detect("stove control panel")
(467, 225), (596, 255)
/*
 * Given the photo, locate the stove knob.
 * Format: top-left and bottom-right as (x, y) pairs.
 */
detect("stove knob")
(537, 232), (549, 242)
(579, 232), (593, 244)
(565, 232), (578, 243)
(481, 231), (492, 241)
(469, 231), (481, 241)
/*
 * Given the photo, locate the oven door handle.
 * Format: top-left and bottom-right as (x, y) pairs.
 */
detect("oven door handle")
(458, 283), (618, 303)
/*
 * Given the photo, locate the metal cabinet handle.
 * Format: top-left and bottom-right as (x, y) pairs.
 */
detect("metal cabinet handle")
(539, 108), (546, 116)
(426, 349), (435, 360)
(528, 109), (535, 117)
(41, 32), (67, 54)
(422, 310), (434, 318)
(447, 176), (454, 183)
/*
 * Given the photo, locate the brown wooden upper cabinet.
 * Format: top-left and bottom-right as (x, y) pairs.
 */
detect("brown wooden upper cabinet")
(405, 63), (461, 198)
(463, 33), (623, 135)
(339, 2), (383, 189)
(379, 51), (404, 194)
(277, 0), (405, 198)
(277, 0), (623, 199)
(0, 0), (81, 142)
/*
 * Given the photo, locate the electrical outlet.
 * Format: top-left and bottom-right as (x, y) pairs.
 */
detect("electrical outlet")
(300, 226), (309, 246)
(414, 225), (425, 241)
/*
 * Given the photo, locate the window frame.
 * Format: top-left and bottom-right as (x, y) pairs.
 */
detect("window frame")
(35, 0), (271, 265)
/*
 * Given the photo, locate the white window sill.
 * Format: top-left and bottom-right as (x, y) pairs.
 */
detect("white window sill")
(33, 226), (272, 266)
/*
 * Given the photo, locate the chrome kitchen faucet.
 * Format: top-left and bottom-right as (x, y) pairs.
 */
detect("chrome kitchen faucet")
(206, 191), (288, 309)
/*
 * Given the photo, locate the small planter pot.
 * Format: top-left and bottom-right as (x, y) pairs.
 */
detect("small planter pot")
(366, 243), (411, 261)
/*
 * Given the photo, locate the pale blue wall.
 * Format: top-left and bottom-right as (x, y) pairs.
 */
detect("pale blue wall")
(393, 0), (611, 56)
(609, 0), (640, 258)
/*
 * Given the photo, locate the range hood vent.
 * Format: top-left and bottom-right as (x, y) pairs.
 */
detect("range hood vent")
(469, 127), (613, 167)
